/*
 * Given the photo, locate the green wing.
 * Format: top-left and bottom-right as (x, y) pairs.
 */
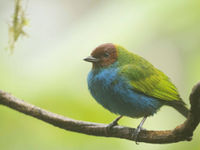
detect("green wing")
(118, 64), (181, 101)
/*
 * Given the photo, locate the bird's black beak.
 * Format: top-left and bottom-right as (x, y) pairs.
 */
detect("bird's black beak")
(84, 56), (100, 63)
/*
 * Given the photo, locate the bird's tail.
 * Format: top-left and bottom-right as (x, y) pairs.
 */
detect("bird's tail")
(165, 101), (189, 118)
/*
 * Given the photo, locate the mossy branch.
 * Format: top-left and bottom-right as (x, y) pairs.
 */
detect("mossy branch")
(0, 82), (200, 144)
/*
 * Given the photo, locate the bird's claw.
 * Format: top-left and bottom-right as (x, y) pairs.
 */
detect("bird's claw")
(106, 121), (118, 135)
(106, 115), (123, 135)
(132, 116), (147, 144)
(132, 127), (145, 144)
(106, 120), (118, 135)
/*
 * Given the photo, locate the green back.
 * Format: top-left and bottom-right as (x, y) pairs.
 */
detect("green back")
(115, 45), (181, 101)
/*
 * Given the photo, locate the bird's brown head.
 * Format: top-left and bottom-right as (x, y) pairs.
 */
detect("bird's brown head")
(84, 43), (117, 68)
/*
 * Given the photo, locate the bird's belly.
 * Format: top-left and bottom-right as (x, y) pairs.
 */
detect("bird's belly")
(88, 69), (162, 118)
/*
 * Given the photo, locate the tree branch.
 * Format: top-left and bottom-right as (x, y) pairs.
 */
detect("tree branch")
(0, 82), (200, 144)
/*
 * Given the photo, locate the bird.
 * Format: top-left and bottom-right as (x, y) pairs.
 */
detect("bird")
(84, 43), (189, 142)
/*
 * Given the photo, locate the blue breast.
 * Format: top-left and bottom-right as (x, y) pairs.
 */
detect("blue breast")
(87, 64), (162, 118)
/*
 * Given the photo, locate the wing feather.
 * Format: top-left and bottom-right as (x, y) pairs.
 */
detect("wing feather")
(118, 64), (180, 101)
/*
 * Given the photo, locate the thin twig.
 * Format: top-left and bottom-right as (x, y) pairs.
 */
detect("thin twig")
(0, 82), (200, 144)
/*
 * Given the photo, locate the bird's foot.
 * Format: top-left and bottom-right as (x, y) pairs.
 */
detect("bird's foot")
(132, 116), (147, 144)
(106, 120), (119, 135)
(132, 126), (145, 144)
(106, 116), (123, 135)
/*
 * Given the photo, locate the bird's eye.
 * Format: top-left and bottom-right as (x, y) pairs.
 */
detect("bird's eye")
(104, 52), (109, 58)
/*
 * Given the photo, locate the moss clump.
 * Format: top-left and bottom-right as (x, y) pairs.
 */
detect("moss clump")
(8, 0), (28, 53)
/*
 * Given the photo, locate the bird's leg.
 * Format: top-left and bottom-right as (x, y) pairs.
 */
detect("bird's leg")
(132, 116), (147, 144)
(106, 115), (123, 131)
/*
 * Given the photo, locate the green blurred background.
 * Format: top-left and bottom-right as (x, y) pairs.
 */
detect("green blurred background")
(0, 0), (200, 149)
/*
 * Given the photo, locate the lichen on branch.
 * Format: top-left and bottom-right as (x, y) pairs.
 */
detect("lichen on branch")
(8, 0), (28, 53)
